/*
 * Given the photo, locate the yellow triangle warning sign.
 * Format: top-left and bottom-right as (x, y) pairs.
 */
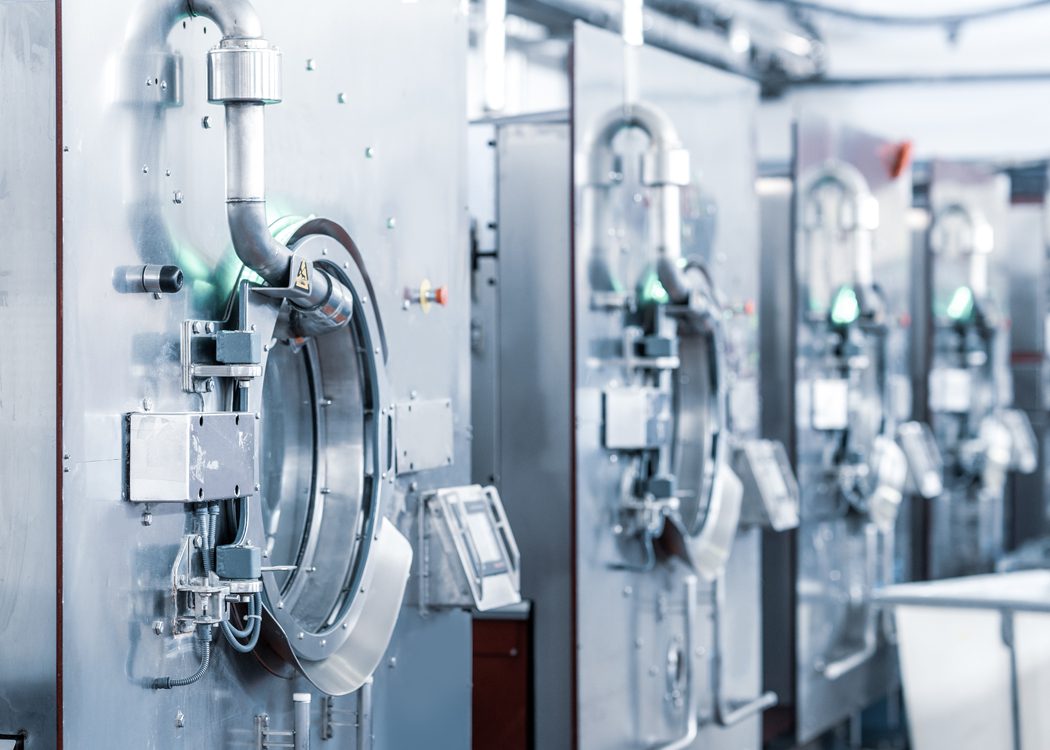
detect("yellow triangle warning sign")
(294, 259), (311, 292)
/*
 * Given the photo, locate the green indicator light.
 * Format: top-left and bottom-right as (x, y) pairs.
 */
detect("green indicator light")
(639, 268), (670, 305)
(946, 285), (974, 321)
(829, 285), (860, 326)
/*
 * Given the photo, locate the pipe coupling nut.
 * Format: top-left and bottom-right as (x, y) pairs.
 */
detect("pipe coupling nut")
(642, 147), (690, 187)
(208, 38), (282, 104)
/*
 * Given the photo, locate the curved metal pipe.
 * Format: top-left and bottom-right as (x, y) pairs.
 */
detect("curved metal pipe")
(187, 0), (263, 38)
(583, 101), (693, 302)
(801, 160), (878, 289)
(184, 1), (354, 332)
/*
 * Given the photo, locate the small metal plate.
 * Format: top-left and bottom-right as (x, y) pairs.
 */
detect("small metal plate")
(127, 412), (256, 502)
(395, 398), (454, 474)
(602, 386), (672, 449)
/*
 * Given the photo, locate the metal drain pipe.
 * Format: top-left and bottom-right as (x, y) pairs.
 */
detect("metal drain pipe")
(186, 0), (354, 333)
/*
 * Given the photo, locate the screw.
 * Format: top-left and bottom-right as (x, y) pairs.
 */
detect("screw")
(342, 622), (349, 630)
(141, 511), (153, 527)
(142, 397), (153, 412)
(142, 165), (149, 174)
(277, 600), (284, 609)
(175, 711), (185, 729)
(298, 632), (305, 640)
(254, 483), (260, 492)
(386, 217), (396, 229)
(623, 586), (633, 597)
(388, 657), (397, 669)
(321, 639), (327, 647)
(205, 322), (215, 334)
(337, 92), (346, 104)
(153, 620), (164, 635)
(201, 116), (212, 129)
(160, 80), (168, 91)
(306, 58), (317, 71)
(172, 190), (184, 205)
(409, 481), (419, 492)
(365, 147), (375, 159)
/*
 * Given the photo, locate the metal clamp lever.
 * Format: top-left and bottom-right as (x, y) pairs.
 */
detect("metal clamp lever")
(708, 575), (778, 727)
(651, 576), (699, 750)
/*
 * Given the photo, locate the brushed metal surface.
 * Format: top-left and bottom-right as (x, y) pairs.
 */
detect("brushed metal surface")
(0, 2), (58, 746)
(760, 117), (914, 745)
(925, 163), (1016, 579)
(470, 22), (765, 749)
(0, 1), (473, 746)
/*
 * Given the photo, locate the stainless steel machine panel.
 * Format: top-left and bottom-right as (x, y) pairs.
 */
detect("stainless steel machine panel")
(922, 163), (1035, 579)
(1, 1), (472, 747)
(0, 2), (57, 746)
(761, 117), (916, 745)
(471, 22), (770, 750)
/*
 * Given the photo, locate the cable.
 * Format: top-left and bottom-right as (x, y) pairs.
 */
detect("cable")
(221, 593), (262, 653)
(152, 623), (213, 689)
(759, 0), (1050, 26)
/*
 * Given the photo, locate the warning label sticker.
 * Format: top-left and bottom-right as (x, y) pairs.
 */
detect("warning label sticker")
(294, 259), (311, 292)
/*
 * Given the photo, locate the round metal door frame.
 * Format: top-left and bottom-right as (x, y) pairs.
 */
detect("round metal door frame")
(245, 232), (391, 667)
(670, 264), (728, 538)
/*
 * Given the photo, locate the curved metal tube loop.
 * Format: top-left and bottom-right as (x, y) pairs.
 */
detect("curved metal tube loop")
(650, 575), (699, 750)
(708, 575), (778, 726)
(929, 201), (994, 298)
(581, 102), (693, 302)
(801, 160), (878, 289)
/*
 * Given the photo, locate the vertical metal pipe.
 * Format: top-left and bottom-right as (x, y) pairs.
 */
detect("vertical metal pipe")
(481, 0), (507, 112)
(356, 678), (374, 750)
(293, 693), (311, 750)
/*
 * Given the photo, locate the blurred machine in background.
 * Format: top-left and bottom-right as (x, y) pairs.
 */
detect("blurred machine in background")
(760, 117), (943, 747)
(913, 163), (1038, 579)
(471, 20), (797, 750)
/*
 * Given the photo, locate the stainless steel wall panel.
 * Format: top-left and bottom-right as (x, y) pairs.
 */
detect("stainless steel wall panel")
(0, 2), (58, 746)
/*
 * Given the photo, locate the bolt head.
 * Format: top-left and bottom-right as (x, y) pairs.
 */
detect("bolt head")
(201, 116), (212, 129)
(141, 511), (153, 527)
(152, 620), (164, 635)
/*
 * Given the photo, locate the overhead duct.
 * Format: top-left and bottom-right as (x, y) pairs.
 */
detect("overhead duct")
(520, 0), (751, 74)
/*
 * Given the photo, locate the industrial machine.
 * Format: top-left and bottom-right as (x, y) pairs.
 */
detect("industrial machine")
(760, 117), (944, 746)
(917, 163), (1038, 579)
(0, 1), (520, 747)
(471, 22), (797, 749)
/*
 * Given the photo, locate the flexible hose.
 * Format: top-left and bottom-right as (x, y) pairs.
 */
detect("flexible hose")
(221, 593), (262, 653)
(152, 624), (213, 689)
(194, 505), (213, 577)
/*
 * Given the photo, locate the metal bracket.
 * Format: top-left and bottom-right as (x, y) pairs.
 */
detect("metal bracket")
(181, 319), (262, 392)
(394, 398), (454, 474)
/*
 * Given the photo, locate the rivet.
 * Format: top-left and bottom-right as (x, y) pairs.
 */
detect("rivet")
(165, 169), (171, 177)
(365, 147), (375, 159)
(388, 657), (397, 669)
(142, 398), (153, 412)
(160, 80), (168, 91)
(142, 165), (149, 174)
(306, 58), (317, 71)
(342, 622), (349, 630)
(278, 600), (284, 609)
(298, 632), (305, 640)
(337, 92), (347, 104)
(386, 217), (396, 229)
(201, 116), (212, 129)
(322, 247), (328, 255)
